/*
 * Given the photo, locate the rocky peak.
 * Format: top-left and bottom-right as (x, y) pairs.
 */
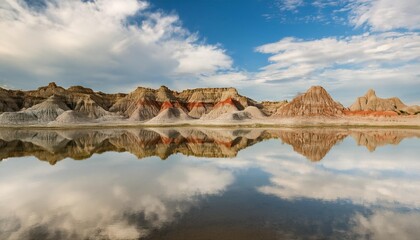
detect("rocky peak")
(67, 85), (95, 94)
(48, 82), (58, 88)
(34, 82), (65, 96)
(365, 89), (376, 99)
(275, 86), (345, 117)
(306, 86), (331, 100)
(158, 85), (170, 91)
(157, 85), (176, 102)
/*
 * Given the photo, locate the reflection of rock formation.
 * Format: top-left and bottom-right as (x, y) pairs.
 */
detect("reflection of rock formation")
(0, 148), (234, 240)
(0, 128), (270, 164)
(349, 130), (420, 151)
(0, 128), (419, 164)
(275, 129), (348, 161)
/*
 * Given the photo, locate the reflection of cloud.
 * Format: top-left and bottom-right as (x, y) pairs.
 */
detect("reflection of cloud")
(0, 153), (233, 239)
(253, 139), (420, 208)
(1, 129), (419, 239)
(352, 210), (420, 240)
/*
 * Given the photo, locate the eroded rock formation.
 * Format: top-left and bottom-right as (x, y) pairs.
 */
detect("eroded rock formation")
(0, 83), (418, 125)
(274, 86), (345, 117)
(350, 89), (406, 112)
(348, 89), (420, 116)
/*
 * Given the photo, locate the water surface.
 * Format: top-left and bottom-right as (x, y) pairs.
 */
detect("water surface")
(0, 128), (419, 239)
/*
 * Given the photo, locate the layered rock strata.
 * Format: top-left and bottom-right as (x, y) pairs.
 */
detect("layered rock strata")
(0, 83), (418, 125)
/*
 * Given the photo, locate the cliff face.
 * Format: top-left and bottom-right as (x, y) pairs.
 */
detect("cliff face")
(0, 83), (417, 125)
(0, 83), (266, 123)
(260, 101), (287, 115)
(274, 86), (345, 117)
(0, 83), (124, 122)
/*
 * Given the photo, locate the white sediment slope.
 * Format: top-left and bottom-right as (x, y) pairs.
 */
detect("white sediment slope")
(0, 95), (70, 124)
(211, 106), (266, 122)
(50, 110), (90, 124)
(128, 104), (160, 121)
(147, 108), (192, 124)
(201, 100), (239, 120)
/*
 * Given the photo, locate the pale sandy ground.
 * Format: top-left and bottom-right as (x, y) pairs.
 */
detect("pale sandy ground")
(1, 115), (419, 129)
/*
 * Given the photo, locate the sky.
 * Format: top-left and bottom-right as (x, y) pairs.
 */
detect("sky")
(0, 0), (419, 105)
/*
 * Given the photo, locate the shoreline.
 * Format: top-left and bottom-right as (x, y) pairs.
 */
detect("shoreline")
(1, 117), (419, 130)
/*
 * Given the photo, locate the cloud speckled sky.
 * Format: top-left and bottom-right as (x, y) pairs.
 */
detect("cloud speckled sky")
(0, 0), (419, 105)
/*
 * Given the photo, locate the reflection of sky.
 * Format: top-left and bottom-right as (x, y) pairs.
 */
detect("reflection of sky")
(253, 138), (420, 208)
(0, 134), (419, 239)
(0, 154), (234, 239)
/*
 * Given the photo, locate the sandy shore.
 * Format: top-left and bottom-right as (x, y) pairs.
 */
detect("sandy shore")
(1, 116), (419, 129)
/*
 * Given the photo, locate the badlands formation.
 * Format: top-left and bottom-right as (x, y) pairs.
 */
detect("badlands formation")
(0, 83), (418, 127)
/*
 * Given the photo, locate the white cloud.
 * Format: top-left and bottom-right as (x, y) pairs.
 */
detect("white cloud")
(0, 0), (419, 105)
(350, 0), (420, 31)
(256, 32), (420, 76)
(0, 0), (232, 92)
(250, 32), (420, 104)
(276, 0), (304, 11)
(311, 0), (345, 8)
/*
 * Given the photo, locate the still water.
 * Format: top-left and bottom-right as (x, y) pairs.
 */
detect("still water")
(0, 128), (419, 240)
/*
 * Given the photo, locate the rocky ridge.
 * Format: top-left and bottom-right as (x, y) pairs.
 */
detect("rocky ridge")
(0, 83), (418, 125)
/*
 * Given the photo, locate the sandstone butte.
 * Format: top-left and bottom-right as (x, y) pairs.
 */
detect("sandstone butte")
(0, 83), (418, 127)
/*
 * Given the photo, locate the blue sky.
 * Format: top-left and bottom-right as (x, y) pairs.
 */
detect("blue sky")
(0, 0), (419, 105)
(150, 0), (358, 71)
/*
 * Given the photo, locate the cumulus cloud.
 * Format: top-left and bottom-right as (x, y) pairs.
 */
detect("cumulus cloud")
(0, 0), (232, 92)
(240, 0), (420, 104)
(0, 0), (419, 105)
(251, 32), (420, 104)
(256, 32), (420, 81)
(349, 0), (420, 31)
